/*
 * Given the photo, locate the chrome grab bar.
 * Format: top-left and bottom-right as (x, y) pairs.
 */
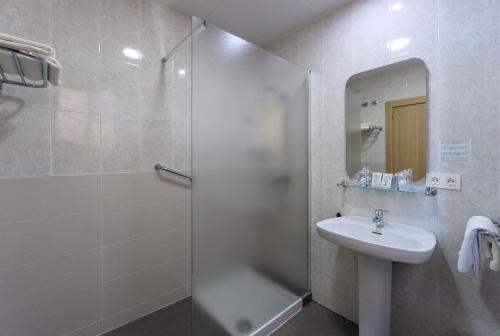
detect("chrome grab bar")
(154, 164), (192, 181)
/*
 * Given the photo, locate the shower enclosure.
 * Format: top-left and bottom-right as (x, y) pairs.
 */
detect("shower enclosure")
(190, 22), (310, 335)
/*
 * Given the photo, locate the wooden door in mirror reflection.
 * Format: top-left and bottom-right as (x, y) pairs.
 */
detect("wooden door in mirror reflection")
(385, 96), (427, 181)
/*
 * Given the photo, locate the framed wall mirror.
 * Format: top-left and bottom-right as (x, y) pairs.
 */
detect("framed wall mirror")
(345, 59), (428, 188)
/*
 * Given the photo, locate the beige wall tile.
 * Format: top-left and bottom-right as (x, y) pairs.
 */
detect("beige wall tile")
(140, 119), (171, 171)
(100, 1), (141, 64)
(50, 0), (101, 54)
(52, 47), (101, 114)
(0, 175), (100, 223)
(101, 285), (190, 333)
(140, 5), (175, 66)
(101, 116), (140, 173)
(51, 110), (101, 175)
(0, 0), (51, 44)
(102, 257), (190, 316)
(350, 0), (390, 74)
(141, 0), (175, 23)
(0, 249), (100, 316)
(103, 200), (190, 245)
(0, 103), (51, 177)
(102, 172), (190, 209)
(140, 63), (172, 121)
(172, 121), (191, 173)
(99, 57), (141, 118)
(0, 211), (101, 270)
(171, 46), (191, 123)
(170, 7), (191, 43)
(0, 286), (101, 336)
(103, 227), (190, 282)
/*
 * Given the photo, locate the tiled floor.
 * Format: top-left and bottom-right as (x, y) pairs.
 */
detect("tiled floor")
(103, 297), (358, 336)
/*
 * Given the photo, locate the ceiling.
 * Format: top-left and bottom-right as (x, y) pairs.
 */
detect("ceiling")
(159, 0), (351, 46)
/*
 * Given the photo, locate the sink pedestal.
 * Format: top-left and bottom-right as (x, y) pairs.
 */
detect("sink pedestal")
(358, 254), (392, 336)
(316, 216), (437, 335)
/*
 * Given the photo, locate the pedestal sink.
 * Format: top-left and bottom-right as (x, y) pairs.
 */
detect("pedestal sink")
(316, 216), (436, 336)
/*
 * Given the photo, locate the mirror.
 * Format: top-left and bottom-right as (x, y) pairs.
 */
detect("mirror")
(345, 59), (428, 183)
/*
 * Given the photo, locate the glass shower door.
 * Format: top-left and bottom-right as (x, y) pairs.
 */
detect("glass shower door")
(192, 23), (309, 336)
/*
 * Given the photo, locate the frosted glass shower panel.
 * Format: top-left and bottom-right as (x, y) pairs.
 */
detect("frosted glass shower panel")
(192, 24), (309, 336)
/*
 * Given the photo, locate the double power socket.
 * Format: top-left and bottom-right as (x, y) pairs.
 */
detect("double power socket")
(426, 173), (461, 190)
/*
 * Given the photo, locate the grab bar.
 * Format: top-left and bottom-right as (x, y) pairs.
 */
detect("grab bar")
(154, 164), (192, 181)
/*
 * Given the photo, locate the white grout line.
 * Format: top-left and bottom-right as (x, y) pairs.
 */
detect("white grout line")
(102, 255), (190, 285)
(101, 225), (189, 249)
(0, 247), (101, 273)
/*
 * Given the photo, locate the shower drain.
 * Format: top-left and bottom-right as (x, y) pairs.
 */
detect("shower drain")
(236, 318), (253, 333)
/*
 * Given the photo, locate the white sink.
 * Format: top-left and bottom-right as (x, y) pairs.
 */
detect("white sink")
(316, 216), (436, 264)
(316, 215), (436, 336)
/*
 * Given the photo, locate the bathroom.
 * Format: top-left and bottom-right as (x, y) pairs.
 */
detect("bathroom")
(0, 0), (498, 335)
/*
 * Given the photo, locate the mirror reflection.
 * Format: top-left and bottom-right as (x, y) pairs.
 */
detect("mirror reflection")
(345, 59), (428, 188)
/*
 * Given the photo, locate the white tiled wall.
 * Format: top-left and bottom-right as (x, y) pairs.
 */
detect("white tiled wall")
(0, 0), (192, 177)
(269, 0), (500, 334)
(0, 0), (192, 335)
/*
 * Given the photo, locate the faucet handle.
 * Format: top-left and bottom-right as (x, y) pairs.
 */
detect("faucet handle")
(374, 209), (389, 217)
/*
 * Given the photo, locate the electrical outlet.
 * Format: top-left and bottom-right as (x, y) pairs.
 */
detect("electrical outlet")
(426, 174), (441, 187)
(426, 173), (461, 190)
(444, 173), (461, 189)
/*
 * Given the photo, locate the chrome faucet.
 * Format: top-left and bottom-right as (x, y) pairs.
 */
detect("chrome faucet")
(372, 209), (389, 234)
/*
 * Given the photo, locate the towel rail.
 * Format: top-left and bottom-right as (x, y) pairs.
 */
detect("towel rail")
(0, 64), (7, 81)
(12, 50), (27, 85)
(477, 226), (500, 242)
(0, 44), (48, 94)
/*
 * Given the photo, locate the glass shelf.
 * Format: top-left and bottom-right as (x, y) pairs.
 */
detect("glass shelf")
(337, 180), (437, 196)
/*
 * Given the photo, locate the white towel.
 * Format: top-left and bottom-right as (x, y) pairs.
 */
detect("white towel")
(458, 216), (497, 276)
(481, 234), (493, 258)
(483, 236), (500, 271)
(0, 33), (55, 57)
(0, 33), (60, 86)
